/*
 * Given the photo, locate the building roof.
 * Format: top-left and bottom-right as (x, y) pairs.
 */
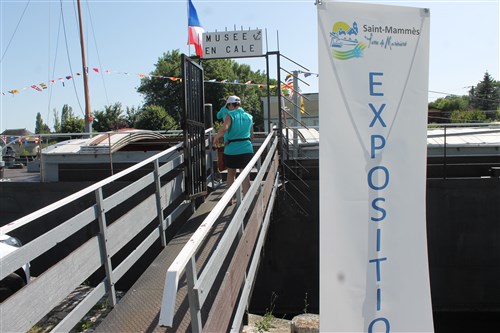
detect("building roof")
(427, 126), (500, 147)
(1, 128), (35, 136)
(42, 129), (179, 155)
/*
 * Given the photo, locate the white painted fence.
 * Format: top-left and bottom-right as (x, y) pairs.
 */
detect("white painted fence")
(0, 135), (193, 332)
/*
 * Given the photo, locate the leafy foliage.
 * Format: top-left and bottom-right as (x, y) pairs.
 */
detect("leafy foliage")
(428, 95), (468, 112)
(429, 71), (499, 123)
(450, 109), (487, 123)
(468, 71), (500, 114)
(92, 102), (129, 132)
(125, 106), (141, 128)
(137, 50), (183, 126)
(52, 109), (61, 133)
(54, 104), (85, 134)
(256, 292), (278, 333)
(137, 49), (276, 131)
(35, 112), (50, 134)
(134, 105), (178, 131)
(61, 116), (85, 134)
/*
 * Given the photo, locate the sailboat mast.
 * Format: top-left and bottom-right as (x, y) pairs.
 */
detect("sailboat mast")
(76, 0), (92, 135)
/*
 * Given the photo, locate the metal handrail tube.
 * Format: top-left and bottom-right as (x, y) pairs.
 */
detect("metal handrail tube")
(158, 131), (275, 328)
(194, 136), (279, 307)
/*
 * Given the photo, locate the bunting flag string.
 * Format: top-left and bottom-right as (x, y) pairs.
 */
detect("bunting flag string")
(1, 66), (316, 97)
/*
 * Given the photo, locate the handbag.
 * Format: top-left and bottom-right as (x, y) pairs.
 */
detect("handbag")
(217, 147), (226, 172)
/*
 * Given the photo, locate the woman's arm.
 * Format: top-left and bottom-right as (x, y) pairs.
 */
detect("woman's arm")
(213, 114), (231, 145)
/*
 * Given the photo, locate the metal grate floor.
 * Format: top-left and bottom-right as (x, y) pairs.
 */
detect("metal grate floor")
(94, 186), (235, 333)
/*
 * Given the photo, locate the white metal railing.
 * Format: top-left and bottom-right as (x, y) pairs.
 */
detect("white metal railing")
(0, 139), (194, 332)
(158, 131), (279, 332)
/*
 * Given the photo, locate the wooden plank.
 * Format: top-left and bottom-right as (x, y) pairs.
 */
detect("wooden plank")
(1, 174), (183, 280)
(102, 155), (183, 211)
(158, 155), (183, 177)
(231, 174), (280, 332)
(262, 154), (279, 203)
(0, 237), (102, 333)
(102, 172), (155, 211)
(196, 150), (279, 311)
(202, 175), (272, 333)
(105, 174), (183, 257)
(160, 174), (184, 208)
(0, 204), (97, 280)
(0, 143), (183, 235)
(106, 192), (158, 256)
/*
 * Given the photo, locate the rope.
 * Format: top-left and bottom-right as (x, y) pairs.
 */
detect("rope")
(1, 0), (31, 63)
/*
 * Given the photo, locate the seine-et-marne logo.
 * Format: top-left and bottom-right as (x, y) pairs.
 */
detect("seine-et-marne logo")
(330, 21), (419, 60)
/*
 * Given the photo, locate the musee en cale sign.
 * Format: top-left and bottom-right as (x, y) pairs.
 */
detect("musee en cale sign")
(202, 29), (263, 59)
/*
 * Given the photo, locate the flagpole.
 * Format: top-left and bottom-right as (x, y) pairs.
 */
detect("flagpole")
(187, 0), (192, 56)
(77, 0), (92, 137)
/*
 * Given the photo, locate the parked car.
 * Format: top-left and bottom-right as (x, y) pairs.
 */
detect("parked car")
(0, 234), (30, 302)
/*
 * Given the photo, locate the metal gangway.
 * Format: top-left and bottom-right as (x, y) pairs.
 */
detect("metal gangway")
(0, 130), (279, 333)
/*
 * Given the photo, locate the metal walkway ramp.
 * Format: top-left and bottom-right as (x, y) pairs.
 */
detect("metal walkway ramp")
(97, 134), (279, 332)
(95, 186), (236, 333)
(0, 132), (278, 333)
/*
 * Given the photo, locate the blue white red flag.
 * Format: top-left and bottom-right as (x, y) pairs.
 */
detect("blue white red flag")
(188, 0), (205, 57)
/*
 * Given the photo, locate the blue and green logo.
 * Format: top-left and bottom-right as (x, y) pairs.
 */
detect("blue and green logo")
(330, 21), (367, 60)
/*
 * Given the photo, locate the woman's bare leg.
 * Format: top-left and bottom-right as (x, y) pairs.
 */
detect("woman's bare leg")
(242, 174), (250, 196)
(227, 168), (236, 187)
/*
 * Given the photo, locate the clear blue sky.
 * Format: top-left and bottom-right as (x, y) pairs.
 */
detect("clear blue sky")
(1, 0), (498, 132)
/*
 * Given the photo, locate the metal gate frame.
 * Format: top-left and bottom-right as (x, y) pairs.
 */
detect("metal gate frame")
(182, 54), (207, 199)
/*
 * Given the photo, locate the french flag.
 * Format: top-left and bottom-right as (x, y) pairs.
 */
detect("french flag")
(188, 0), (205, 57)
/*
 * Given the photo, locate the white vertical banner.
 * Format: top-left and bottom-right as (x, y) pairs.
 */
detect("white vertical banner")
(318, 2), (433, 333)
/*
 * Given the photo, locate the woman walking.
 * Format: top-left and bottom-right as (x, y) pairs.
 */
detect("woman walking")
(212, 95), (254, 202)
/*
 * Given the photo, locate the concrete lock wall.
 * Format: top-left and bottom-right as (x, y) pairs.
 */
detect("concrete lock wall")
(248, 177), (500, 317)
(1, 176), (499, 315)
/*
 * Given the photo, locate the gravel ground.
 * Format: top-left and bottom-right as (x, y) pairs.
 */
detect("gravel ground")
(25, 285), (292, 333)
(243, 314), (291, 333)
(27, 285), (123, 333)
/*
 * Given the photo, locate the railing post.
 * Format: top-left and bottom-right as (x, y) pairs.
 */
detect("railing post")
(292, 71), (300, 159)
(208, 130), (215, 187)
(186, 256), (202, 332)
(443, 126), (447, 180)
(95, 187), (117, 306)
(108, 133), (114, 176)
(236, 186), (246, 238)
(154, 159), (167, 247)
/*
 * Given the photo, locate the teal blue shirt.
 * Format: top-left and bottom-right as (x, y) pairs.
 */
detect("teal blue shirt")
(217, 106), (245, 120)
(216, 106), (229, 121)
(224, 108), (253, 156)
(216, 106), (229, 142)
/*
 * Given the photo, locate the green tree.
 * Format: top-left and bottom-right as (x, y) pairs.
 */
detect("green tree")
(450, 109), (488, 123)
(53, 109), (61, 133)
(61, 117), (85, 133)
(137, 49), (274, 131)
(58, 104), (84, 133)
(92, 102), (128, 132)
(428, 95), (468, 112)
(125, 106), (140, 128)
(35, 112), (51, 134)
(135, 105), (178, 131)
(61, 104), (72, 125)
(137, 50), (183, 125)
(469, 71), (500, 116)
